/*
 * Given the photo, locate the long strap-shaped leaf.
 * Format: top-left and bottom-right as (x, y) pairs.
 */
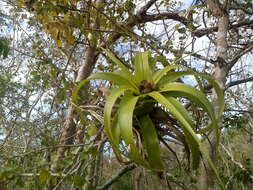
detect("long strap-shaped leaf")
(198, 74), (224, 121)
(160, 83), (216, 127)
(104, 88), (148, 167)
(118, 93), (139, 145)
(163, 95), (195, 131)
(158, 71), (224, 121)
(153, 65), (180, 85)
(158, 71), (194, 84)
(198, 74), (224, 157)
(148, 91), (225, 189)
(117, 93), (151, 168)
(72, 72), (138, 103)
(103, 48), (136, 83)
(134, 51), (152, 83)
(90, 72), (138, 91)
(159, 71), (224, 135)
(104, 87), (128, 142)
(104, 87), (129, 161)
(162, 96), (200, 169)
(159, 71), (224, 139)
(139, 115), (164, 171)
(111, 114), (121, 146)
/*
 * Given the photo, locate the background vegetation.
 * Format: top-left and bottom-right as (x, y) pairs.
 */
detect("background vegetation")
(0, 0), (253, 189)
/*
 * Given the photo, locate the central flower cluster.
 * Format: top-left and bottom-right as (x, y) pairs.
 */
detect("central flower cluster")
(139, 80), (155, 93)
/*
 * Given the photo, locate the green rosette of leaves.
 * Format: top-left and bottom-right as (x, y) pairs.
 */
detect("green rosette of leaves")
(73, 49), (225, 188)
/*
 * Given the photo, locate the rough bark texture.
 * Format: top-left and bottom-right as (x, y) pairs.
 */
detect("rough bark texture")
(198, 1), (229, 189)
(56, 106), (76, 159)
(56, 0), (104, 162)
(94, 140), (106, 187)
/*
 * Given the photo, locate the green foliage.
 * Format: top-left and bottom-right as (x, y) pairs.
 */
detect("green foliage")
(220, 127), (253, 189)
(73, 49), (225, 187)
(0, 37), (10, 59)
(39, 169), (51, 184)
(224, 114), (249, 129)
(4, 0), (253, 189)
(0, 12), (10, 59)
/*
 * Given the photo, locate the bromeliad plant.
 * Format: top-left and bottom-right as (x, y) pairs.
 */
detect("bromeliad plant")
(73, 49), (224, 186)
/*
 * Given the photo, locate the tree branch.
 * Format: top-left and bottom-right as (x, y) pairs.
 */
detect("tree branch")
(99, 0), (160, 48)
(135, 13), (253, 38)
(225, 76), (253, 89)
(227, 41), (253, 70)
(137, 0), (157, 15)
(193, 19), (253, 37)
(170, 49), (215, 64)
(225, 109), (253, 114)
(97, 164), (136, 190)
(139, 12), (188, 26)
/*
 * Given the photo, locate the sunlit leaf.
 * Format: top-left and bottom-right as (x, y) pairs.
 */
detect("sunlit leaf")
(104, 87), (129, 143)
(118, 93), (139, 144)
(72, 73), (138, 103)
(160, 83), (216, 126)
(89, 72), (138, 91)
(103, 48), (134, 81)
(111, 114), (121, 145)
(134, 51), (152, 83)
(199, 74), (224, 121)
(163, 95), (195, 130)
(153, 65), (180, 84)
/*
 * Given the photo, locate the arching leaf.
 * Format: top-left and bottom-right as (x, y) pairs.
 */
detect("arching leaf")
(159, 83), (216, 127)
(118, 93), (139, 145)
(104, 87), (129, 161)
(104, 87), (129, 144)
(103, 48), (135, 81)
(89, 72), (138, 91)
(148, 91), (225, 189)
(72, 72), (138, 103)
(153, 65), (180, 85)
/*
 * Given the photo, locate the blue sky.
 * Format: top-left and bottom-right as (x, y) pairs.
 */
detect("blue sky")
(180, 0), (200, 10)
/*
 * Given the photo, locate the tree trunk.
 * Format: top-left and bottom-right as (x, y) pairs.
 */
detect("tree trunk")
(198, 1), (230, 189)
(54, 0), (104, 166)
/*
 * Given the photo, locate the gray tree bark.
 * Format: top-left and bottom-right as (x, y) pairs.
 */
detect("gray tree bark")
(55, 0), (104, 163)
(198, 1), (230, 189)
